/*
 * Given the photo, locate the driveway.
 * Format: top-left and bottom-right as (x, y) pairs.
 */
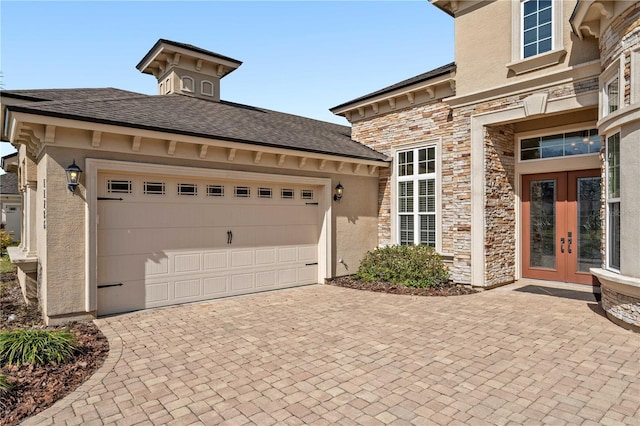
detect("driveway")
(25, 282), (639, 425)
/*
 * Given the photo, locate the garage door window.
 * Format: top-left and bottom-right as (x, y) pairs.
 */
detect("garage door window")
(144, 182), (166, 195)
(107, 180), (132, 194)
(258, 187), (273, 198)
(206, 185), (224, 197)
(301, 189), (314, 200)
(281, 188), (294, 199)
(178, 183), (197, 196)
(235, 186), (250, 197)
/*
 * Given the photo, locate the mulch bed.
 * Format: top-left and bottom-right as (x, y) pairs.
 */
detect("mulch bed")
(0, 276), (109, 426)
(327, 275), (478, 296)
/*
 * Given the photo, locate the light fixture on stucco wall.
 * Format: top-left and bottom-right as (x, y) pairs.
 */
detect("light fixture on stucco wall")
(334, 182), (344, 202)
(65, 160), (82, 194)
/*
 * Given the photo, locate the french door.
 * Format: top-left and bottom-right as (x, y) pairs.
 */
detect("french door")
(522, 170), (601, 285)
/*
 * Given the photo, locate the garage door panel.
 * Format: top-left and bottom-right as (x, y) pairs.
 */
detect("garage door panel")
(174, 279), (201, 299)
(97, 172), (322, 316)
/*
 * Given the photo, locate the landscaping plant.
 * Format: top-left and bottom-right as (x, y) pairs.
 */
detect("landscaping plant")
(355, 244), (450, 288)
(0, 329), (79, 367)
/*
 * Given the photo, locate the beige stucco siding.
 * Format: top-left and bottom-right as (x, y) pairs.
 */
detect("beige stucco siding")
(33, 133), (381, 322)
(454, 0), (600, 96)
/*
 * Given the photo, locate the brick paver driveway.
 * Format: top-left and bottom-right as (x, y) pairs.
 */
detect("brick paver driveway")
(26, 282), (639, 425)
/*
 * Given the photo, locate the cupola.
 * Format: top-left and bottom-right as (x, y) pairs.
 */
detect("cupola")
(136, 39), (242, 101)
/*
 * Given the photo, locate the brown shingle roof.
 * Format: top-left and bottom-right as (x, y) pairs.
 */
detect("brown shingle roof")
(0, 173), (18, 195)
(330, 62), (456, 112)
(5, 91), (388, 162)
(1, 88), (142, 102)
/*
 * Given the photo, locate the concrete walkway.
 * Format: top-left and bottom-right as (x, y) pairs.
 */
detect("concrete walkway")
(25, 282), (639, 425)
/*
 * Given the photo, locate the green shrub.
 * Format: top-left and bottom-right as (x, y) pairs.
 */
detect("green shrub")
(0, 230), (13, 256)
(0, 374), (10, 394)
(355, 245), (450, 288)
(0, 329), (78, 367)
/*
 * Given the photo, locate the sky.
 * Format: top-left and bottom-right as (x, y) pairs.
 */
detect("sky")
(0, 1), (454, 159)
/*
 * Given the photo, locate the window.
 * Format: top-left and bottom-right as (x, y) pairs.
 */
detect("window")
(397, 146), (437, 247)
(234, 186), (250, 198)
(281, 188), (294, 199)
(201, 81), (214, 97)
(206, 185), (224, 197)
(108, 180), (132, 194)
(606, 133), (621, 270)
(144, 182), (165, 195)
(520, 129), (600, 161)
(605, 77), (620, 115)
(258, 187), (272, 198)
(180, 76), (194, 93)
(177, 183), (197, 196)
(522, 0), (553, 58)
(301, 189), (314, 200)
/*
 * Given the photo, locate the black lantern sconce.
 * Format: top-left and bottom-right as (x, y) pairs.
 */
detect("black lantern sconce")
(333, 182), (344, 202)
(65, 160), (82, 194)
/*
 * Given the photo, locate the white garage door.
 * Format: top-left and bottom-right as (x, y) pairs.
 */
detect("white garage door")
(97, 172), (321, 316)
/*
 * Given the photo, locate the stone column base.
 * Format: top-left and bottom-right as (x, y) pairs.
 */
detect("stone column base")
(591, 268), (640, 333)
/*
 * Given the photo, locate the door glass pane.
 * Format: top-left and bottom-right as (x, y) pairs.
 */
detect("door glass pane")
(530, 180), (556, 269)
(577, 177), (602, 272)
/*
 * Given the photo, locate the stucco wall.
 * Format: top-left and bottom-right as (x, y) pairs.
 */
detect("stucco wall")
(454, 0), (600, 96)
(34, 140), (381, 322)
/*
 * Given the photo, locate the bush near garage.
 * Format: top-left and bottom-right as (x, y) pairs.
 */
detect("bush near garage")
(355, 244), (450, 288)
(0, 329), (79, 367)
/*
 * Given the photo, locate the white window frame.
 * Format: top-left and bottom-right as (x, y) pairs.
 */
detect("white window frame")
(600, 58), (623, 119)
(632, 47), (640, 105)
(605, 132), (621, 272)
(508, 0), (564, 75)
(392, 140), (441, 250)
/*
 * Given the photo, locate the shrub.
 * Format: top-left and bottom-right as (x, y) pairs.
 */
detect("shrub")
(0, 373), (10, 394)
(0, 230), (13, 256)
(355, 245), (450, 288)
(0, 329), (79, 367)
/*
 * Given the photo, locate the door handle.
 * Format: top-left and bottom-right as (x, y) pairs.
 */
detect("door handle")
(560, 237), (565, 253)
(227, 230), (232, 245)
(567, 232), (572, 254)
(229, 230), (233, 244)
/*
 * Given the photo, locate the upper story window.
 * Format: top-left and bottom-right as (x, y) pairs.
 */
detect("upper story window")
(522, 0), (553, 58)
(606, 133), (621, 270)
(605, 77), (620, 115)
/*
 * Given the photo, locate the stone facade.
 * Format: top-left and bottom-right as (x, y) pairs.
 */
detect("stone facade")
(601, 285), (640, 331)
(352, 75), (600, 286)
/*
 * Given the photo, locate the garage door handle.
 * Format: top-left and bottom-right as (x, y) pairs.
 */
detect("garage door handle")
(305, 262), (318, 266)
(98, 283), (123, 289)
(227, 230), (233, 245)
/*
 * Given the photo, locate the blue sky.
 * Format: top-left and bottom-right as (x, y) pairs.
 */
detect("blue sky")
(0, 1), (453, 159)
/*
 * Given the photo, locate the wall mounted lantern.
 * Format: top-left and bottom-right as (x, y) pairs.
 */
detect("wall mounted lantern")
(333, 182), (344, 202)
(65, 160), (82, 194)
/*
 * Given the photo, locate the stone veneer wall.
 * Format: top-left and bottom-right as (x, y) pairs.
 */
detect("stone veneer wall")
(600, 2), (639, 105)
(484, 124), (516, 286)
(352, 77), (599, 285)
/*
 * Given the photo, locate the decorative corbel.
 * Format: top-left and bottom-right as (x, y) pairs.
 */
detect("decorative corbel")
(167, 140), (177, 155)
(195, 59), (203, 71)
(277, 154), (287, 166)
(353, 163), (362, 174)
(388, 98), (396, 109)
(217, 65), (225, 77)
(426, 87), (435, 99)
(372, 103), (379, 114)
(369, 165), (378, 175)
(345, 111), (352, 121)
(358, 107), (365, 118)
(172, 53), (181, 65)
(91, 131), (101, 148)
(298, 157), (307, 168)
(254, 151), (263, 164)
(132, 136), (141, 152)
(407, 92), (415, 104)
(337, 162), (345, 172)
(318, 159), (327, 170)
(45, 125), (56, 144)
(228, 148), (237, 161)
(199, 144), (208, 159)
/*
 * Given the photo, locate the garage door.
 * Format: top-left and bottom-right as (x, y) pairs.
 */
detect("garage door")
(97, 172), (321, 316)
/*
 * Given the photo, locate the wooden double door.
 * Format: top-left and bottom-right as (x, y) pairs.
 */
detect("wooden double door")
(522, 170), (601, 285)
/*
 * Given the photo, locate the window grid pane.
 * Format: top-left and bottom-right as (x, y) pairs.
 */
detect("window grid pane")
(522, 0), (553, 58)
(399, 215), (414, 246)
(607, 78), (619, 114)
(520, 129), (600, 161)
